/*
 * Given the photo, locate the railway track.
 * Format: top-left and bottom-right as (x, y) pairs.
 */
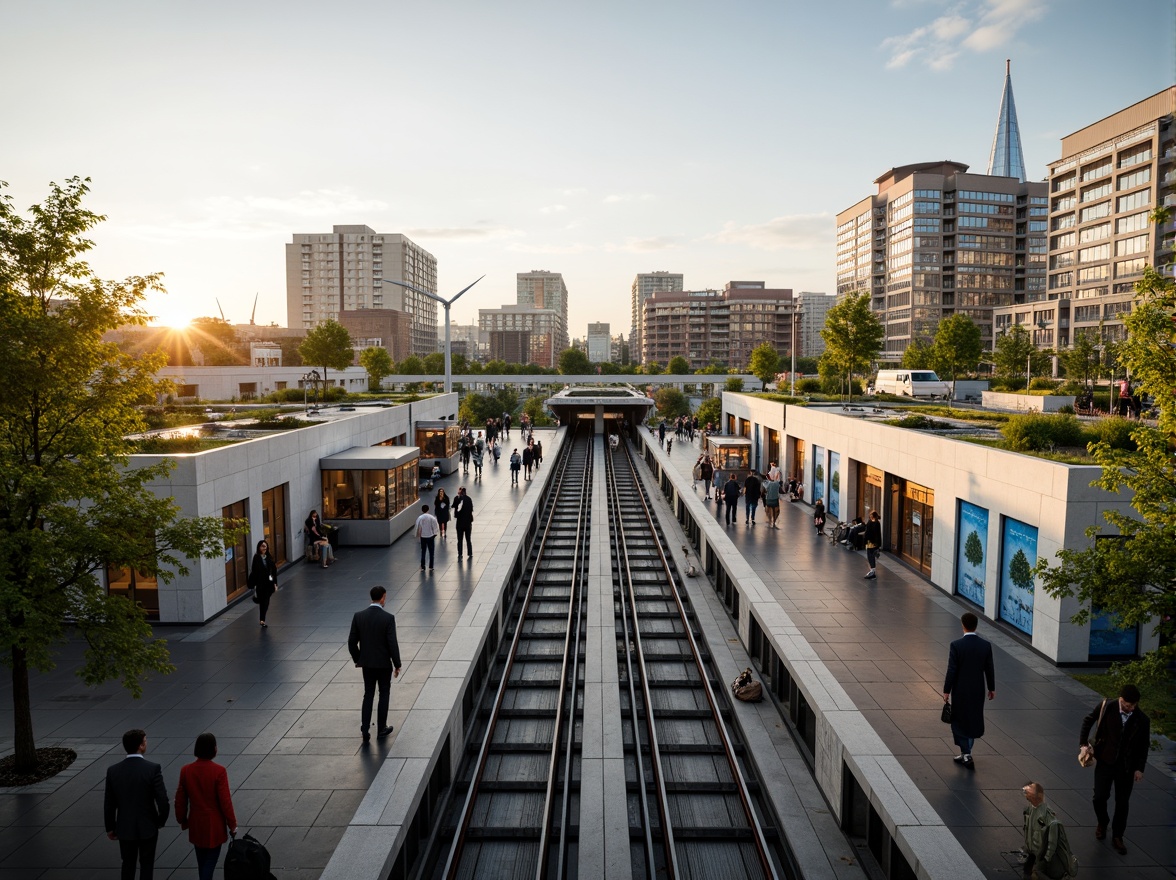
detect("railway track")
(422, 430), (794, 880)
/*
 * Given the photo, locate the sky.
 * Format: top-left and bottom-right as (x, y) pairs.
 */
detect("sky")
(3, 0), (1173, 339)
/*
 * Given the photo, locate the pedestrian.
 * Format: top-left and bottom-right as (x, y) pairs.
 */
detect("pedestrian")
(503, 411), (511, 438)
(305, 510), (334, 566)
(534, 439), (543, 468)
(1079, 683), (1150, 855)
(249, 539), (278, 628)
(433, 488), (450, 539)
(175, 733), (238, 880)
(762, 477), (780, 528)
(812, 499), (826, 535)
(461, 437), (471, 473)
(522, 444), (534, 480)
(453, 486), (474, 561)
(766, 461), (781, 485)
(743, 471), (761, 525)
(430, 460), (442, 483)
(666, 437), (672, 454)
(1020, 782), (1076, 880)
(347, 585), (402, 742)
(699, 456), (714, 499)
(415, 503), (439, 570)
(942, 611), (995, 769)
(471, 441), (484, 479)
(863, 511), (882, 579)
(492, 440), (501, 464)
(658, 420), (666, 447)
(692, 454), (703, 489)
(104, 728), (169, 880)
(510, 448), (521, 484)
(722, 473), (740, 525)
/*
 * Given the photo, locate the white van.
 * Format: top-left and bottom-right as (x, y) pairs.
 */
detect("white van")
(869, 370), (952, 399)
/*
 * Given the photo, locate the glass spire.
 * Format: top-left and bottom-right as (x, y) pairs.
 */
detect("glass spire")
(986, 59), (1026, 181)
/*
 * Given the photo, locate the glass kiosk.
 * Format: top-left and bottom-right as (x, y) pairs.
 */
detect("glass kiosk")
(319, 445), (420, 545)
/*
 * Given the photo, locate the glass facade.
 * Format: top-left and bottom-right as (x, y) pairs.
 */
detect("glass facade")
(322, 463), (417, 521)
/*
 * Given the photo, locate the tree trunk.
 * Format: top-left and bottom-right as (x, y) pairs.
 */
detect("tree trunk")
(11, 645), (37, 774)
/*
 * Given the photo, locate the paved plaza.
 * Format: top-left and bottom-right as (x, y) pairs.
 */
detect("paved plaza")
(2, 425), (1173, 879)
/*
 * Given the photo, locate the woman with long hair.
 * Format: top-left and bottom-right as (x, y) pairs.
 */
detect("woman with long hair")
(175, 733), (237, 880)
(434, 487), (451, 539)
(249, 539), (278, 627)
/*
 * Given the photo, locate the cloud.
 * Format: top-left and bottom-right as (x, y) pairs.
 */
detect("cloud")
(406, 225), (523, 240)
(539, 204), (567, 214)
(505, 241), (592, 255)
(603, 193), (655, 204)
(707, 214), (833, 251)
(604, 236), (683, 253)
(881, 0), (1047, 70)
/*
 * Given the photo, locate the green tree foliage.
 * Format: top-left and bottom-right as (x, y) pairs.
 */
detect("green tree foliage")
(482, 359), (507, 374)
(358, 346), (394, 390)
(932, 314), (983, 398)
(299, 319), (353, 386)
(964, 531), (984, 567)
(643, 361), (663, 375)
(695, 396), (721, 427)
(793, 356), (819, 375)
(460, 389), (519, 425)
(422, 352), (445, 374)
(666, 355), (691, 375)
(819, 292), (884, 400)
(654, 387), (690, 419)
(1058, 328), (1102, 388)
(993, 324), (1049, 381)
(901, 338), (933, 370)
(697, 360), (727, 375)
(724, 377), (744, 392)
(558, 347), (592, 375)
(398, 355), (425, 375)
(1036, 260), (1176, 683)
(523, 395), (554, 426)
(188, 317), (244, 365)
(747, 343), (780, 386)
(0, 179), (237, 774)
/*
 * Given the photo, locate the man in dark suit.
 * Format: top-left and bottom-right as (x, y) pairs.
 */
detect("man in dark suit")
(104, 728), (169, 880)
(1079, 683), (1150, 855)
(942, 611), (995, 769)
(348, 585), (403, 742)
(453, 486), (474, 561)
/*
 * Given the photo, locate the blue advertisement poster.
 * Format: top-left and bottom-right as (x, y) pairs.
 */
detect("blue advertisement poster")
(811, 445), (825, 504)
(955, 501), (988, 607)
(827, 451), (841, 518)
(999, 518), (1038, 635)
(1088, 607), (1138, 656)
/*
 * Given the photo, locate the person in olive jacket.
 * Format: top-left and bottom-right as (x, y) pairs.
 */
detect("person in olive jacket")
(1079, 683), (1150, 855)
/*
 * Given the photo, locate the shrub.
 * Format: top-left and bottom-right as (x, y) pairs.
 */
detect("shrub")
(1057, 405), (1075, 415)
(1030, 377), (1059, 391)
(999, 413), (1085, 451)
(796, 378), (822, 393)
(885, 415), (939, 429)
(1085, 418), (1138, 451)
(1057, 380), (1084, 395)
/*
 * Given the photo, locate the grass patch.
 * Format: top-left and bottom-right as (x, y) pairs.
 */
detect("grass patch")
(1071, 671), (1175, 743)
(902, 405), (1010, 424)
(132, 437), (238, 454)
(755, 393), (807, 405)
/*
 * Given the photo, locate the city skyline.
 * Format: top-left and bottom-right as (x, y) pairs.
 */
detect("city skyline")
(3, 1), (1171, 340)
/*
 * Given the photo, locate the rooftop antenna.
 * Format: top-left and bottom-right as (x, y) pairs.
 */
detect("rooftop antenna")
(215, 298), (227, 323)
(250, 293), (258, 325)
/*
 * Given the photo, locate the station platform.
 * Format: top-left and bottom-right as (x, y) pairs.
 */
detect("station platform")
(0, 429), (564, 879)
(654, 429), (1175, 879)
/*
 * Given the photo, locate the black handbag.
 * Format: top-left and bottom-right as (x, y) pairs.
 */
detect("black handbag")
(940, 701), (952, 724)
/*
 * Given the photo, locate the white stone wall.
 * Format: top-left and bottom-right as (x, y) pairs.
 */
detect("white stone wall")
(133, 394), (457, 622)
(157, 365), (371, 400)
(722, 394), (1152, 663)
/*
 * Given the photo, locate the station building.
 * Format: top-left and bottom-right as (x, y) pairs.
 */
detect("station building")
(719, 393), (1154, 664)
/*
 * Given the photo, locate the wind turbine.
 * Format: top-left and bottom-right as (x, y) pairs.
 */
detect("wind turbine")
(379, 276), (483, 393)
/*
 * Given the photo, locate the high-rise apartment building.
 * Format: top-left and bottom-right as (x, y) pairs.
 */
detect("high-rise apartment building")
(587, 322), (612, 363)
(516, 271), (569, 353)
(286, 226), (438, 357)
(438, 323), (486, 362)
(631, 271), (684, 363)
(794, 292), (834, 358)
(993, 87), (1176, 350)
(478, 305), (562, 368)
(642, 282), (794, 371)
(836, 163), (1047, 357)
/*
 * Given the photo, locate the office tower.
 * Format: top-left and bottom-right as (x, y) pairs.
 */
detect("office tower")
(993, 87), (1176, 350)
(516, 270), (569, 352)
(286, 226), (438, 357)
(631, 271), (684, 363)
(837, 163), (1047, 357)
(478, 305), (563, 368)
(587, 322), (611, 363)
(641, 282), (794, 371)
(439, 323), (486, 362)
(987, 60), (1027, 182)
(793, 292), (834, 358)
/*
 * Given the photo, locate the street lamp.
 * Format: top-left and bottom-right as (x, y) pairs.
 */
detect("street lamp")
(379, 276), (484, 394)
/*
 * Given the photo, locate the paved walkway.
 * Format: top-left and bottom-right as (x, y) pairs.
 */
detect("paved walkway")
(663, 434), (1175, 879)
(0, 430), (561, 879)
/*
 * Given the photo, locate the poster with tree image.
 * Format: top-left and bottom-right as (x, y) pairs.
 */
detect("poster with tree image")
(828, 452), (841, 518)
(999, 518), (1038, 635)
(812, 446), (825, 504)
(955, 502), (988, 607)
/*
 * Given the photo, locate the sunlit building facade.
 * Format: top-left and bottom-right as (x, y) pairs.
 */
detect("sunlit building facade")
(631, 271), (684, 363)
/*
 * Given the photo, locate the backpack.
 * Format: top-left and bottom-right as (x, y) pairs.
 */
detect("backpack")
(1041, 819), (1078, 879)
(224, 832), (274, 880)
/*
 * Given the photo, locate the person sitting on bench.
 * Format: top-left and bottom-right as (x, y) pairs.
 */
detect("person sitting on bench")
(305, 510), (334, 568)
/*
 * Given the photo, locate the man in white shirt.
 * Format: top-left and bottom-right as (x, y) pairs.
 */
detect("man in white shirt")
(415, 504), (440, 570)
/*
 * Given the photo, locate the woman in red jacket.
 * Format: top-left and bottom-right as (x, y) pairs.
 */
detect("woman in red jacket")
(175, 733), (238, 880)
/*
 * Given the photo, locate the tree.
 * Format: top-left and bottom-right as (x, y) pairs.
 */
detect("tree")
(0, 178), (236, 774)
(398, 355), (425, 375)
(642, 361), (663, 375)
(931, 314), (983, 400)
(901, 338), (934, 370)
(299, 319), (353, 387)
(820, 292), (884, 400)
(188, 317), (244, 365)
(358, 346), (394, 391)
(523, 395), (554, 426)
(459, 389), (519, 425)
(666, 356), (691, 375)
(747, 343), (780, 386)
(1035, 262), (1176, 682)
(558, 347), (592, 375)
(794, 356), (819, 375)
(1057, 328), (1102, 388)
(724, 377), (744, 392)
(992, 324), (1048, 382)
(964, 531), (984, 567)
(422, 352), (445, 374)
(695, 396), (722, 427)
(697, 360), (727, 375)
(654, 387), (690, 419)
